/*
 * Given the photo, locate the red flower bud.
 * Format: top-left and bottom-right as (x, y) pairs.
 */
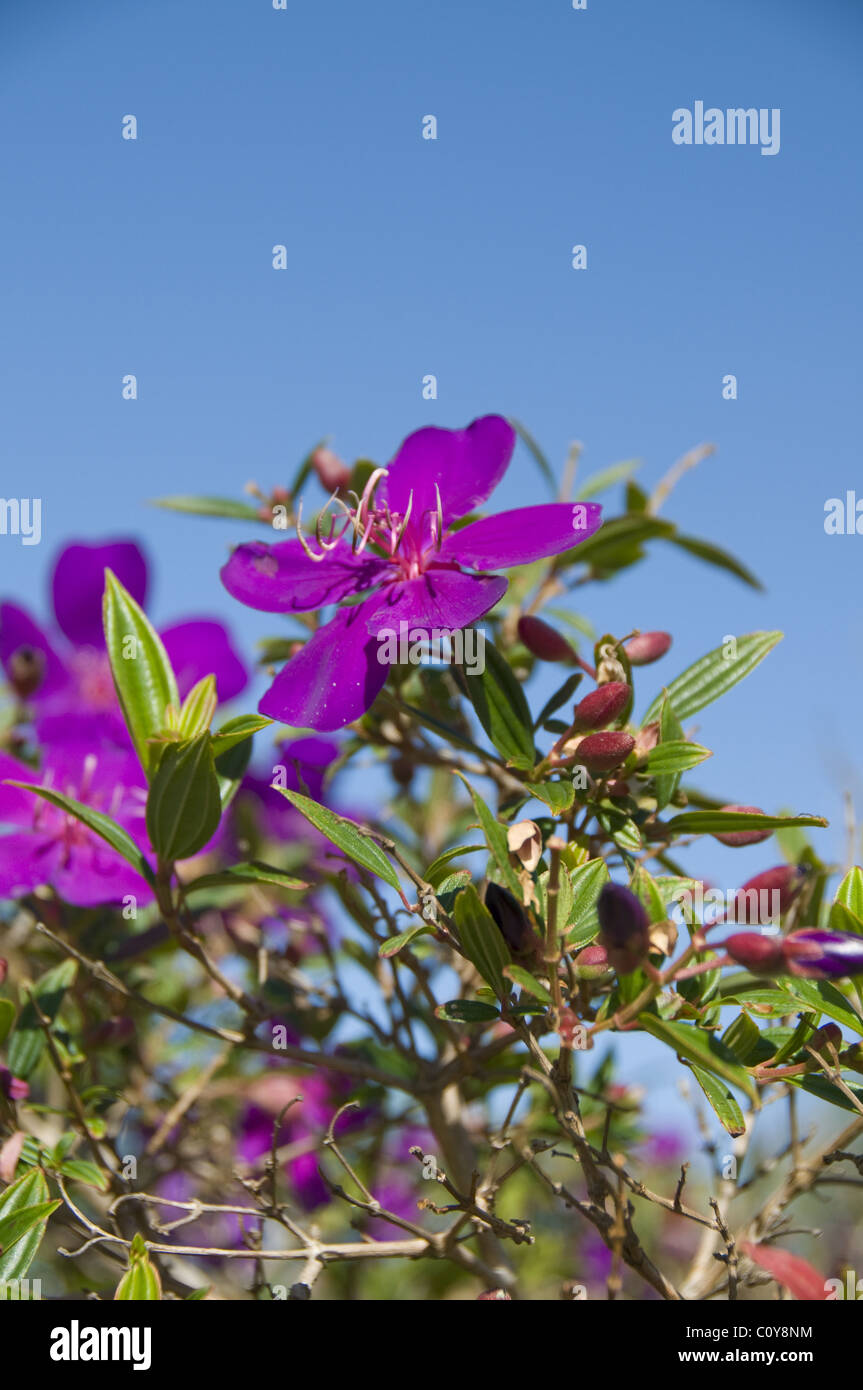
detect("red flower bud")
(517, 615), (574, 663)
(572, 682), (630, 732)
(807, 1023), (842, 1055)
(597, 883), (650, 974)
(730, 865), (805, 924)
(713, 805), (772, 848)
(311, 446), (351, 492)
(623, 631), (672, 666)
(574, 730), (635, 774)
(0, 1067), (29, 1102)
(574, 943), (611, 980)
(724, 932), (787, 975)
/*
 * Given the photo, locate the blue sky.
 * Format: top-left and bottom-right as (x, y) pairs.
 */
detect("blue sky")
(1, 1), (862, 1126)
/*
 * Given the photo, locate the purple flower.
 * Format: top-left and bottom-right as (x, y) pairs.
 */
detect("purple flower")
(1, 540), (248, 748)
(221, 417), (602, 730)
(0, 742), (153, 906)
(784, 928), (863, 980)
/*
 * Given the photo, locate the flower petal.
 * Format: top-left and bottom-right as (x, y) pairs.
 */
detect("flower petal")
(439, 503), (602, 570)
(259, 599), (389, 731)
(0, 603), (69, 698)
(0, 831), (60, 898)
(0, 750), (43, 826)
(365, 569), (508, 635)
(52, 541), (148, 647)
(160, 619), (249, 702)
(221, 539), (388, 614)
(379, 416), (516, 547)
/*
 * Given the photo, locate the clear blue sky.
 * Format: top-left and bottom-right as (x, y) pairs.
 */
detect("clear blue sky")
(1, 0), (861, 885)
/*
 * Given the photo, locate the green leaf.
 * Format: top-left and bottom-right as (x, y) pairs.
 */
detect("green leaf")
(183, 862), (310, 894)
(653, 697), (685, 812)
(151, 494), (263, 521)
(642, 631), (782, 726)
(575, 460), (640, 501)
(453, 884), (512, 996)
(721, 1011), (762, 1064)
(459, 639), (536, 770)
(0, 999), (15, 1047)
(423, 845), (484, 888)
(146, 734), (222, 864)
(558, 514), (676, 572)
(831, 868), (863, 935)
(273, 789), (402, 893)
(186, 1287), (211, 1301)
(668, 534), (763, 591)
(534, 672), (583, 730)
(530, 779), (575, 813)
(59, 1159), (110, 1192)
(689, 1065), (746, 1136)
(210, 713), (273, 756)
(434, 999), (501, 1024)
(665, 810), (828, 836)
(0, 1199), (61, 1258)
(566, 859), (610, 945)
(177, 675), (218, 738)
(781, 978), (863, 1035)
(785, 1073), (863, 1116)
(0, 1168), (51, 1281)
(214, 733), (254, 811)
(637, 1014), (758, 1100)
(629, 866), (666, 925)
(644, 741), (712, 776)
(379, 925), (435, 958)
(8, 783), (155, 886)
(455, 775), (522, 896)
(503, 964), (553, 1005)
(103, 569), (180, 775)
(7, 961), (78, 1080)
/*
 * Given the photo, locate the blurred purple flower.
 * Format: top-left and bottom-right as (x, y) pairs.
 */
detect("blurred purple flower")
(1, 539), (247, 747)
(0, 741), (153, 906)
(221, 416), (602, 730)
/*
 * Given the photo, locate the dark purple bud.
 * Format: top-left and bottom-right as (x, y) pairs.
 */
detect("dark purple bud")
(484, 882), (535, 956)
(784, 928), (863, 980)
(730, 865), (805, 925)
(7, 645), (44, 699)
(0, 1067), (29, 1102)
(623, 631), (672, 666)
(724, 932), (787, 975)
(597, 883), (650, 975)
(713, 805), (772, 848)
(807, 1023), (842, 1054)
(517, 615), (574, 663)
(572, 682), (630, 732)
(575, 730), (635, 774)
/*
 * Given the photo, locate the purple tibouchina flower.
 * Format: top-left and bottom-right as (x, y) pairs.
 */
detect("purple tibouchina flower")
(1, 539), (248, 747)
(221, 416), (603, 731)
(240, 737), (340, 842)
(0, 742), (154, 907)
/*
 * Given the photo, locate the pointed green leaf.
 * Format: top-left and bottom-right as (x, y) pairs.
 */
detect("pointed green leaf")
(453, 884), (512, 996)
(7, 961), (78, 1079)
(643, 631), (782, 726)
(103, 569), (179, 775)
(177, 675), (218, 738)
(210, 713), (273, 756)
(689, 1065), (746, 1136)
(459, 639), (536, 770)
(669, 534), (762, 590)
(665, 810), (827, 836)
(644, 740), (712, 776)
(503, 964), (553, 1005)
(273, 789), (401, 892)
(146, 734), (222, 864)
(637, 1014), (758, 1100)
(0, 1199), (61, 1258)
(379, 924), (435, 958)
(0, 999), (15, 1047)
(434, 999), (501, 1024)
(0, 1168), (51, 1281)
(183, 862), (309, 894)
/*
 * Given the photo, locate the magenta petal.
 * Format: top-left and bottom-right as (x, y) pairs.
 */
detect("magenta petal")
(0, 603), (69, 699)
(379, 416), (516, 546)
(439, 502), (603, 570)
(0, 750), (42, 826)
(259, 600), (389, 732)
(0, 832), (60, 897)
(221, 538), (388, 614)
(52, 541), (148, 647)
(160, 620), (248, 702)
(365, 570), (508, 635)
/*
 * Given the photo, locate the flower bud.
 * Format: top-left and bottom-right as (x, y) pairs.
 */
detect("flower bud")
(7, 645), (44, 699)
(783, 928), (863, 980)
(574, 730), (635, 774)
(730, 864), (805, 924)
(574, 943), (611, 980)
(484, 882), (535, 956)
(597, 883), (650, 975)
(633, 721), (660, 760)
(311, 446), (351, 492)
(517, 615), (574, 663)
(623, 631), (672, 666)
(724, 932), (786, 975)
(806, 1022), (842, 1055)
(713, 805), (772, 848)
(0, 1067), (29, 1102)
(507, 820), (543, 873)
(477, 1288), (512, 1300)
(572, 682), (630, 732)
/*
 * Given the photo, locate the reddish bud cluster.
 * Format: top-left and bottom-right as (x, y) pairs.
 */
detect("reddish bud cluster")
(517, 615), (574, 663)
(623, 631), (672, 666)
(572, 681), (630, 732)
(575, 730), (635, 773)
